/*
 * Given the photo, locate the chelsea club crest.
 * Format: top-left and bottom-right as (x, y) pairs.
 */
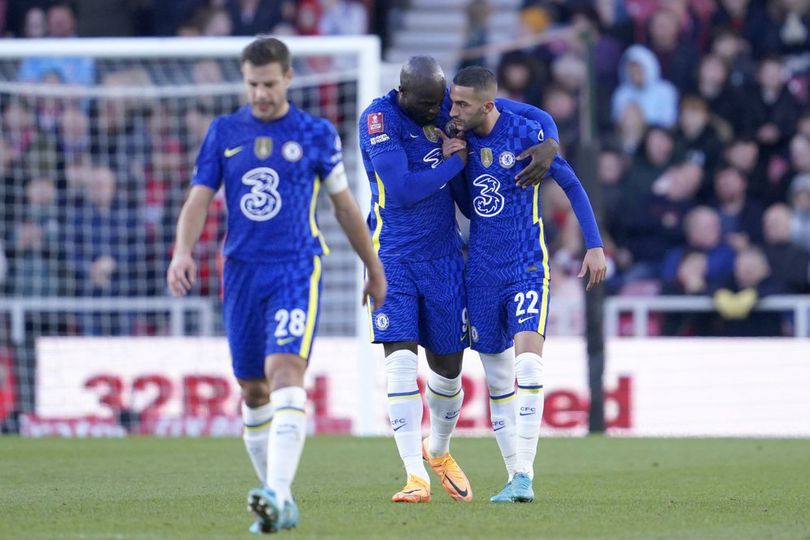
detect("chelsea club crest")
(282, 141), (303, 162)
(374, 313), (390, 331)
(499, 151), (515, 169)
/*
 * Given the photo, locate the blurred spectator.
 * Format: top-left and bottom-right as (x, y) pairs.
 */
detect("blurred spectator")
(542, 85), (578, 153)
(695, 53), (740, 134)
(295, 0), (322, 35)
(622, 126), (679, 211)
(714, 247), (785, 336)
(723, 137), (769, 202)
(740, 56), (800, 154)
(661, 206), (735, 291)
(496, 51), (546, 106)
(320, 0), (368, 36)
(75, 0), (143, 37)
(10, 177), (62, 296)
(611, 44), (679, 128)
(22, 6), (47, 38)
(458, 0), (491, 69)
(227, 0), (292, 36)
(203, 8), (233, 36)
(713, 166), (763, 250)
(674, 94), (724, 201)
(65, 164), (141, 299)
(762, 0), (810, 57)
(710, 27), (758, 90)
(647, 7), (699, 90)
(762, 203), (810, 293)
(616, 101), (647, 155)
(711, 0), (772, 58)
(595, 145), (627, 257)
(58, 106), (91, 163)
(17, 3), (95, 86)
(796, 110), (810, 138)
(664, 251), (710, 295)
(616, 155), (696, 286)
(789, 173), (810, 251)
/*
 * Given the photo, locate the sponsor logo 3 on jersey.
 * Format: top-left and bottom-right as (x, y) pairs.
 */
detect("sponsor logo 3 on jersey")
(374, 312), (390, 331)
(254, 137), (273, 159)
(472, 174), (505, 217)
(499, 151), (515, 169)
(282, 141), (303, 162)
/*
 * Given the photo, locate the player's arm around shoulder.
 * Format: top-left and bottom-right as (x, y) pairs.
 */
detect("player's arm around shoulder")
(167, 185), (217, 296)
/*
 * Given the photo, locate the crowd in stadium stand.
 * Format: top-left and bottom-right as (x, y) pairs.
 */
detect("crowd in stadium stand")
(483, 0), (810, 336)
(1, 0), (809, 338)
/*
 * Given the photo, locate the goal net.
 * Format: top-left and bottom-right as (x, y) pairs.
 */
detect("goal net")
(0, 36), (380, 435)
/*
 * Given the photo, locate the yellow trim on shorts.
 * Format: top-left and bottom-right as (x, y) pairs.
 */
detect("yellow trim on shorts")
(534, 184), (551, 334)
(310, 176), (330, 255)
(299, 255), (322, 359)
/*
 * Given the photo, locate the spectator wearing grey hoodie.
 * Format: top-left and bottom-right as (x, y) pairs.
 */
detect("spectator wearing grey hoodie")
(611, 44), (679, 128)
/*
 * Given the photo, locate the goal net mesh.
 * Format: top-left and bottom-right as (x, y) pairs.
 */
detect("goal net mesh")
(0, 39), (370, 427)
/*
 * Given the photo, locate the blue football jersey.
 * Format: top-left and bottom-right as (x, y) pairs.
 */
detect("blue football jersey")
(464, 109), (555, 286)
(192, 104), (340, 262)
(358, 90), (461, 263)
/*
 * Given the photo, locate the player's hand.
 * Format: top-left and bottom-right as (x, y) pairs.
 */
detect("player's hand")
(363, 267), (387, 309)
(577, 247), (607, 291)
(515, 138), (559, 188)
(438, 129), (467, 164)
(167, 253), (197, 296)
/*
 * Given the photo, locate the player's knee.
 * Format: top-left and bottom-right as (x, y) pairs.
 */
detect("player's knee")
(265, 354), (307, 390)
(515, 352), (543, 387)
(480, 349), (515, 396)
(385, 349), (418, 383)
(426, 351), (462, 379)
(238, 379), (270, 408)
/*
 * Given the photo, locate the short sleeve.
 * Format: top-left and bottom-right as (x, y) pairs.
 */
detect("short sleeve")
(358, 106), (402, 158)
(191, 118), (223, 190)
(314, 120), (344, 180)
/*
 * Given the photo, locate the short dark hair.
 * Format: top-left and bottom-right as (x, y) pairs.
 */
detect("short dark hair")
(453, 66), (497, 93)
(241, 36), (291, 71)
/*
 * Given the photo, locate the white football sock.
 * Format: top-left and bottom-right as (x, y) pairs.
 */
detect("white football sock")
(242, 401), (273, 484)
(514, 352), (544, 480)
(386, 349), (429, 483)
(265, 386), (307, 504)
(426, 370), (463, 457)
(480, 349), (517, 480)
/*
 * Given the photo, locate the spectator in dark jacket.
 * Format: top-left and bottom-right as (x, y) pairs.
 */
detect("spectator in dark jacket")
(762, 203), (810, 293)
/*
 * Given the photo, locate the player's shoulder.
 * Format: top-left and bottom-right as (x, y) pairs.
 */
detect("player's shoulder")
(293, 107), (337, 136)
(501, 110), (545, 147)
(359, 91), (402, 133)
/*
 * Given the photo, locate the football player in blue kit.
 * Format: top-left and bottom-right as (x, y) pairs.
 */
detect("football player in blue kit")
(447, 66), (607, 503)
(358, 56), (560, 503)
(167, 37), (386, 534)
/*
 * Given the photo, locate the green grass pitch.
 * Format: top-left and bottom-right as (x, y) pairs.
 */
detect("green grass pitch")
(1, 436), (808, 539)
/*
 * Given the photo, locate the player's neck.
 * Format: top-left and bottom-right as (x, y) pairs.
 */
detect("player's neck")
(474, 108), (499, 137)
(251, 100), (290, 122)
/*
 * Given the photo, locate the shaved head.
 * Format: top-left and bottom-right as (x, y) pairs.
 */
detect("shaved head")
(400, 56), (445, 91)
(397, 56), (447, 126)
